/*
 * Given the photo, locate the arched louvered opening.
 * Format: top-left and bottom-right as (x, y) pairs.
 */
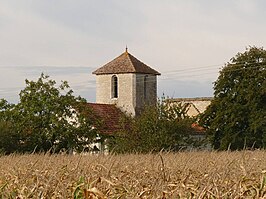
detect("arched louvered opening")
(111, 75), (118, 98)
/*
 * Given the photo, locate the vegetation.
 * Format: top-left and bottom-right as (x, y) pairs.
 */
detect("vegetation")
(0, 74), (99, 154)
(0, 151), (265, 198)
(200, 46), (266, 150)
(0, 74), (200, 154)
(108, 99), (201, 153)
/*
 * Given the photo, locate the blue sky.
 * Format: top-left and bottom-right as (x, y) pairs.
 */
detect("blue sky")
(1, 0), (266, 103)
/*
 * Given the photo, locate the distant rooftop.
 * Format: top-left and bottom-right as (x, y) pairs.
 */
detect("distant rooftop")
(170, 97), (213, 102)
(87, 103), (124, 134)
(92, 49), (160, 75)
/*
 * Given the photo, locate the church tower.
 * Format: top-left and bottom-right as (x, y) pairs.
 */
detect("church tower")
(92, 49), (160, 116)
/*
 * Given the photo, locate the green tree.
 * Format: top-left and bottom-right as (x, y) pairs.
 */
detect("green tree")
(0, 74), (99, 153)
(108, 99), (198, 153)
(0, 99), (20, 153)
(200, 46), (266, 150)
(0, 121), (19, 154)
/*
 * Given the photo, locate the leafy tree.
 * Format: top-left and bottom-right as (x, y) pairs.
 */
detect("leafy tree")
(0, 121), (19, 154)
(0, 74), (99, 153)
(108, 99), (199, 153)
(0, 99), (20, 153)
(200, 46), (266, 150)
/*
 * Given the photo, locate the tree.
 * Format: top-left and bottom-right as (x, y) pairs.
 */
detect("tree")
(0, 121), (19, 154)
(200, 46), (266, 150)
(0, 99), (20, 153)
(0, 74), (99, 153)
(108, 99), (198, 153)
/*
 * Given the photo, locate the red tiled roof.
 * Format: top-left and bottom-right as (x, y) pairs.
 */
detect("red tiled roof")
(191, 123), (206, 134)
(87, 103), (124, 134)
(92, 50), (160, 75)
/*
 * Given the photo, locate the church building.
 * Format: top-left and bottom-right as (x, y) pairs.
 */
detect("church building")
(87, 49), (160, 135)
(88, 49), (209, 150)
(92, 48), (160, 116)
(89, 49), (210, 136)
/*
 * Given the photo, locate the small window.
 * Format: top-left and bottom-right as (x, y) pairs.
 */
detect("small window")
(111, 75), (118, 98)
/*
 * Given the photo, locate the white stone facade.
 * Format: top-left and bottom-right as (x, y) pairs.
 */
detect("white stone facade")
(96, 73), (157, 116)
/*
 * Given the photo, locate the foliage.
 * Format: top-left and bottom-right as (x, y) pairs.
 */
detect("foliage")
(200, 46), (266, 150)
(0, 121), (19, 154)
(0, 74), (98, 153)
(108, 99), (199, 153)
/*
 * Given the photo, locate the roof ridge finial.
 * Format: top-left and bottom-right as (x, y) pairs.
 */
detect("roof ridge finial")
(125, 45), (128, 53)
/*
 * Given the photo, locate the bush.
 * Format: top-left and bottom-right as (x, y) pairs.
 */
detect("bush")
(108, 99), (198, 153)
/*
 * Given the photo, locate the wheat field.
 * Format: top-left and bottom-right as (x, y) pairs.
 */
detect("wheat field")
(0, 150), (265, 198)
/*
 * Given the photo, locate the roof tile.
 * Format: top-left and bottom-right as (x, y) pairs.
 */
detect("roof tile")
(92, 50), (160, 75)
(87, 103), (124, 134)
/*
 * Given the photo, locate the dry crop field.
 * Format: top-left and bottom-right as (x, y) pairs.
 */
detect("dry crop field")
(0, 151), (265, 198)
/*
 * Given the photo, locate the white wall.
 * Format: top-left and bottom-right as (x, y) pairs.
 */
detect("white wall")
(95, 73), (158, 116)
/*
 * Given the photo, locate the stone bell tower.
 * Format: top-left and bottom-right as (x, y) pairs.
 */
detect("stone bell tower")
(92, 48), (160, 116)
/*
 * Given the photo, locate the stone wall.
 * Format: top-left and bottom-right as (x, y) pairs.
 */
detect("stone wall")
(96, 73), (157, 116)
(135, 74), (157, 114)
(96, 73), (135, 115)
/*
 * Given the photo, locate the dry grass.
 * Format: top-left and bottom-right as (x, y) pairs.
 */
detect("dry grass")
(0, 150), (265, 198)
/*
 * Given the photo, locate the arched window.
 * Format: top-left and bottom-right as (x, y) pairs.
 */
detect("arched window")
(144, 75), (148, 100)
(111, 75), (118, 98)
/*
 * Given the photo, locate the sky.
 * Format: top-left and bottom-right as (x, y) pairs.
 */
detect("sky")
(1, 0), (266, 103)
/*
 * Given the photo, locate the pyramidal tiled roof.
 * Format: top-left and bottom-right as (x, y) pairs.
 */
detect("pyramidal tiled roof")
(92, 49), (160, 75)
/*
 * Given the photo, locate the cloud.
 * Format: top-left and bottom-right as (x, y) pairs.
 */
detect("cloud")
(0, 65), (96, 103)
(13, 66), (95, 76)
(1, 0), (266, 103)
(158, 79), (214, 99)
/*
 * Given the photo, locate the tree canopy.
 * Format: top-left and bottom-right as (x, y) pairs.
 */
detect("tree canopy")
(0, 74), (98, 154)
(200, 46), (266, 150)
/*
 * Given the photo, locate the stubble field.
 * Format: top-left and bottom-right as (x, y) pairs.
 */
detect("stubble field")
(0, 150), (265, 198)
